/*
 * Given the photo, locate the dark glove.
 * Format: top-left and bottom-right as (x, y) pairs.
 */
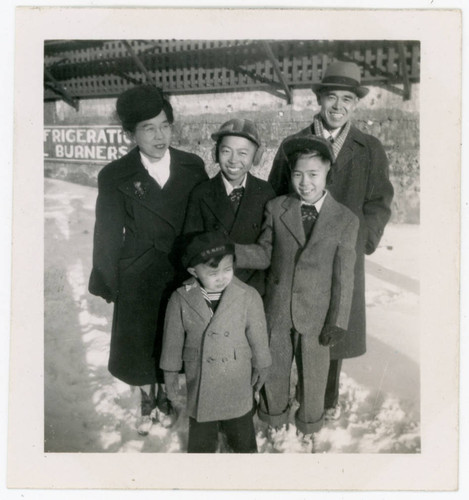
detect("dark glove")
(251, 366), (270, 392)
(319, 325), (347, 347)
(163, 371), (180, 401)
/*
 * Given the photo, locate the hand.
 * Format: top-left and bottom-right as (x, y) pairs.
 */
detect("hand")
(251, 366), (270, 392)
(164, 371), (180, 401)
(319, 325), (347, 347)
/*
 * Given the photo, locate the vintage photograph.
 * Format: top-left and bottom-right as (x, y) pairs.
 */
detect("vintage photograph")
(43, 38), (420, 454)
(8, 6), (461, 491)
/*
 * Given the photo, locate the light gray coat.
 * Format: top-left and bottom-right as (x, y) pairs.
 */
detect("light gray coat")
(160, 277), (272, 422)
(235, 193), (359, 340)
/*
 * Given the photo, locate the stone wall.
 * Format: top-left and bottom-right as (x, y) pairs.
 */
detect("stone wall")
(44, 84), (419, 223)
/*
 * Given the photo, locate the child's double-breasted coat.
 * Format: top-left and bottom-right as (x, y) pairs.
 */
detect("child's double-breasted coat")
(160, 277), (272, 422)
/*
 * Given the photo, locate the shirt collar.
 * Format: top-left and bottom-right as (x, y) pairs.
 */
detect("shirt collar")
(139, 149), (171, 186)
(220, 172), (247, 195)
(300, 190), (327, 213)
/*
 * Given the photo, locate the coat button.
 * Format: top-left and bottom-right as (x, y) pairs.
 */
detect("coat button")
(274, 278), (280, 285)
(213, 224), (220, 230)
(224, 331), (230, 337)
(207, 357), (215, 363)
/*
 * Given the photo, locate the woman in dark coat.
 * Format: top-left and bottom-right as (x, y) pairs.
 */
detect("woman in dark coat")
(89, 85), (207, 434)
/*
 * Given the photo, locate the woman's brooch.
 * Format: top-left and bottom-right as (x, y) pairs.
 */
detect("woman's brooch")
(133, 181), (148, 200)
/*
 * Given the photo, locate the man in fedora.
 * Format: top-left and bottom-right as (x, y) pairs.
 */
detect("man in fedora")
(268, 61), (394, 421)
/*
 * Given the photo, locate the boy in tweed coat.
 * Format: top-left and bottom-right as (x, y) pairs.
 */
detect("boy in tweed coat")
(235, 135), (359, 451)
(160, 232), (272, 453)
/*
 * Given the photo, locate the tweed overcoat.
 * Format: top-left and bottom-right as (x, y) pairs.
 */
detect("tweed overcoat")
(235, 193), (359, 342)
(268, 123), (394, 358)
(89, 146), (207, 385)
(160, 277), (272, 422)
(183, 172), (276, 294)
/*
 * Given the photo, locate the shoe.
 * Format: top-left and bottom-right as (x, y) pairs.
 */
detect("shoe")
(136, 387), (157, 436)
(266, 423), (288, 448)
(296, 430), (317, 453)
(155, 399), (178, 428)
(324, 403), (342, 421)
(136, 410), (156, 436)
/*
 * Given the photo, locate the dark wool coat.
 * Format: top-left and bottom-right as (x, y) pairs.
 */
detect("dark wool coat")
(89, 146), (207, 385)
(268, 124), (394, 359)
(183, 172), (276, 295)
(160, 277), (272, 422)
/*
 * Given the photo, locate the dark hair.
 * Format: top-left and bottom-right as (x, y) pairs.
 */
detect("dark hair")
(121, 97), (174, 133)
(287, 148), (331, 171)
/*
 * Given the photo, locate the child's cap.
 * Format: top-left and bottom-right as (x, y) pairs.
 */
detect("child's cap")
(211, 118), (261, 147)
(183, 231), (235, 268)
(283, 135), (334, 165)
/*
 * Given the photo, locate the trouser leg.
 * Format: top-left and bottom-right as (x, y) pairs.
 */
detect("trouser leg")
(187, 418), (219, 453)
(295, 332), (330, 435)
(324, 359), (343, 409)
(221, 411), (258, 453)
(258, 328), (294, 427)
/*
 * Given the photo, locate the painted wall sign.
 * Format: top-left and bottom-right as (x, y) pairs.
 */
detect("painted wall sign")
(44, 125), (132, 163)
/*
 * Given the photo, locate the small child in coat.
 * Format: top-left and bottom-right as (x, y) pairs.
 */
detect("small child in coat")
(183, 118), (275, 295)
(160, 232), (272, 453)
(235, 135), (359, 451)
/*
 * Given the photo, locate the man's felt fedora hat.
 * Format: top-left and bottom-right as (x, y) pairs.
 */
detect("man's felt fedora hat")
(312, 61), (369, 98)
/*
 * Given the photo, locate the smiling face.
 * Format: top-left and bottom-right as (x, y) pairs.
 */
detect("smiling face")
(130, 110), (172, 161)
(217, 135), (257, 186)
(317, 89), (358, 131)
(188, 254), (234, 293)
(290, 153), (330, 204)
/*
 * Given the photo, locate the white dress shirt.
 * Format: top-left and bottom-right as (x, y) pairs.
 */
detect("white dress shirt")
(220, 173), (247, 195)
(301, 190), (327, 213)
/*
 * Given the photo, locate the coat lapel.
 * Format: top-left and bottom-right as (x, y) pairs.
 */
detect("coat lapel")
(304, 193), (341, 249)
(208, 279), (245, 331)
(333, 125), (366, 172)
(280, 195), (306, 248)
(201, 173), (236, 232)
(179, 279), (213, 324)
(230, 173), (260, 236)
(117, 147), (195, 230)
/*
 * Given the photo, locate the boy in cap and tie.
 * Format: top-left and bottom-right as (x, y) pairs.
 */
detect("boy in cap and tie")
(236, 135), (359, 451)
(183, 118), (275, 295)
(268, 61), (394, 421)
(160, 231), (271, 453)
(89, 85), (208, 436)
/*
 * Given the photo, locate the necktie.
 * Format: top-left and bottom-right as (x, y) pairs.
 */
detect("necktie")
(229, 187), (245, 214)
(301, 204), (319, 240)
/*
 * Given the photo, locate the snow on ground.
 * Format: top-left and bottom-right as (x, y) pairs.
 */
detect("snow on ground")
(44, 178), (420, 453)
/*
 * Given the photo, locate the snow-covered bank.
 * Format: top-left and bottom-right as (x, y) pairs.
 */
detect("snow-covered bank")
(44, 178), (420, 453)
